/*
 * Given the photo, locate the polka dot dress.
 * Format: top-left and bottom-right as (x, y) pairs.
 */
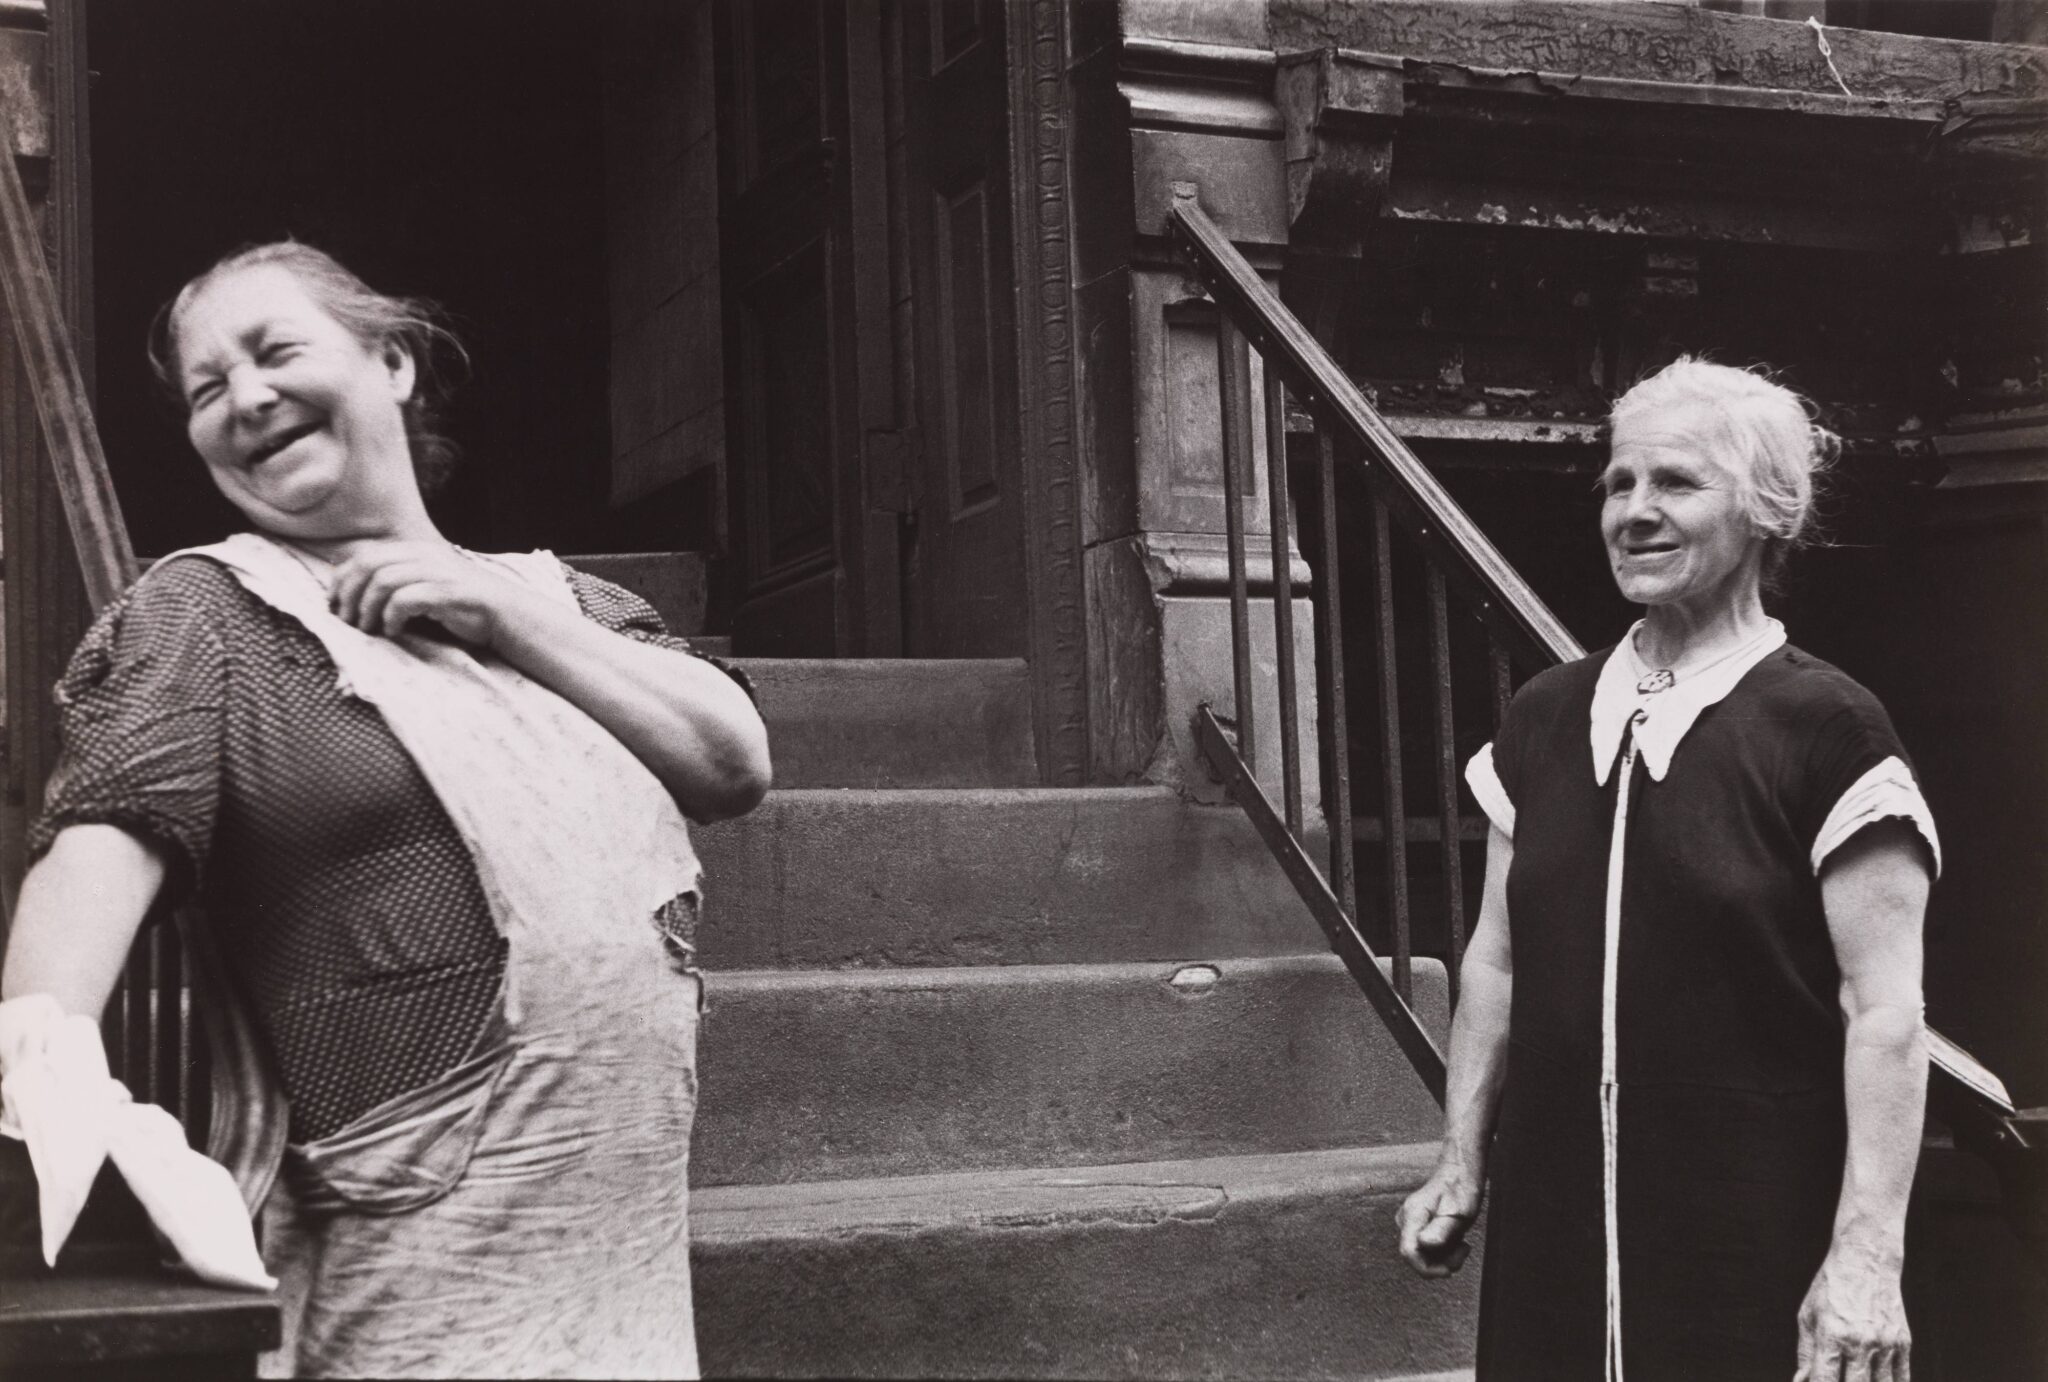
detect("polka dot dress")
(31, 554), (750, 1143)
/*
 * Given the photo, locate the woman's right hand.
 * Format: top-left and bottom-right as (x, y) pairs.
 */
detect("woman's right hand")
(1396, 1164), (1483, 1277)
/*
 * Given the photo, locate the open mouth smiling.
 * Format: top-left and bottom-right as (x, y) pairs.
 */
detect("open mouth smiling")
(247, 421), (320, 465)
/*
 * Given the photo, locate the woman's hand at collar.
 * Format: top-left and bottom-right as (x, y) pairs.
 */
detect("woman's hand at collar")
(328, 539), (544, 648)
(325, 538), (771, 821)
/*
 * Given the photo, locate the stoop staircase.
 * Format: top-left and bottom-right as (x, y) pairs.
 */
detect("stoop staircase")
(683, 657), (1479, 1380)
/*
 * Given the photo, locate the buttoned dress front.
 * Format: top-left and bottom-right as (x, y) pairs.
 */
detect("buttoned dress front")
(1464, 625), (1938, 1381)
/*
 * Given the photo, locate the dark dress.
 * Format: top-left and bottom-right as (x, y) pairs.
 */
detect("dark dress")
(30, 553), (749, 1142)
(1471, 641), (1933, 1381)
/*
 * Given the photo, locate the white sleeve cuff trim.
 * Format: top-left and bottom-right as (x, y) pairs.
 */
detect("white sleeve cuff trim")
(1811, 756), (1941, 879)
(1465, 743), (1515, 840)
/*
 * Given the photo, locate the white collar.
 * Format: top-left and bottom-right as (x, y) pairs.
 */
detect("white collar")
(1590, 618), (1787, 785)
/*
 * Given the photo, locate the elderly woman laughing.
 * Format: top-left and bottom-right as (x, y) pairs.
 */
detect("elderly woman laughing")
(1, 242), (770, 1379)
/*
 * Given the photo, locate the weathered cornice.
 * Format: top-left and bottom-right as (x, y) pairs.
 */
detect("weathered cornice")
(1276, 44), (2048, 254)
(1272, 0), (2048, 104)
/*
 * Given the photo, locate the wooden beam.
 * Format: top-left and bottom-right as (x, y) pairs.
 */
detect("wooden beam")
(0, 102), (136, 611)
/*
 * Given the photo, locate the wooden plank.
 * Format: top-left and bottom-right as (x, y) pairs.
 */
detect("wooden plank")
(0, 1271), (277, 1367)
(0, 103), (136, 611)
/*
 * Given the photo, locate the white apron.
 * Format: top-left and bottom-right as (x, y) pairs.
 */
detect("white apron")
(164, 534), (705, 1380)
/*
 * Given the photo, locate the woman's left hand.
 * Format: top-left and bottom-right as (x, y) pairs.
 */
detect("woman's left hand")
(329, 540), (538, 647)
(1795, 1248), (1911, 1382)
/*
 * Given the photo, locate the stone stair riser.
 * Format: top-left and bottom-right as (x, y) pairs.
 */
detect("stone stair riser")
(734, 658), (1037, 789)
(690, 1145), (1481, 1380)
(694, 955), (1450, 1186)
(693, 788), (1331, 970)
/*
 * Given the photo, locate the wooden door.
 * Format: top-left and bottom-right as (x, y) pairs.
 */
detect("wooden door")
(896, 0), (1028, 656)
(716, 0), (870, 655)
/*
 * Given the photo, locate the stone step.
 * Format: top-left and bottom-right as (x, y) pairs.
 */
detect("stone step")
(694, 955), (1449, 1187)
(562, 551), (708, 634)
(731, 657), (1036, 788)
(690, 1144), (1481, 1380)
(692, 787), (1329, 970)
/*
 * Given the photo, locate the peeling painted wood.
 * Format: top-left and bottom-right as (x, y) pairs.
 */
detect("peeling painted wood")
(1274, 0), (2048, 103)
(1383, 174), (1921, 253)
(0, 26), (45, 160)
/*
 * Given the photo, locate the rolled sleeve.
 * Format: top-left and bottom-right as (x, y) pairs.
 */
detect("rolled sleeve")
(1465, 742), (1516, 840)
(561, 564), (756, 704)
(30, 560), (228, 900)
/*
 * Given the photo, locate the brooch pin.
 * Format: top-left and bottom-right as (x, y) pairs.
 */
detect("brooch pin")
(1636, 669), (1676, 695)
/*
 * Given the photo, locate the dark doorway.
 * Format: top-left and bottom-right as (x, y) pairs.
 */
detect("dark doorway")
(86, 0), (613, 557)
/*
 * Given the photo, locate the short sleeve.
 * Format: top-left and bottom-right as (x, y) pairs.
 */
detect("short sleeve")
(1801, 690), (1940, 879)
(561, 565), (756, 704)
(1465, 681), (1536, 840)
(1466, 743), (1515, 839)
(28, 559), (230, 900)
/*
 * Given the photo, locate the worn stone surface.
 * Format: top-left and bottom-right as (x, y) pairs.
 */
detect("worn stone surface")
(691, 787), (1334, 969)
(692, 1143), (1481, 1379)
(1159, 592), (1322, 810)
(1272, 0), (2048, 101)
(694, 954), (1449, 1185)
(730, 657), (1037, 788)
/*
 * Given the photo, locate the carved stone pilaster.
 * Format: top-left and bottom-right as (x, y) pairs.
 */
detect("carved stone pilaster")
(1007, 0), (1090, 785)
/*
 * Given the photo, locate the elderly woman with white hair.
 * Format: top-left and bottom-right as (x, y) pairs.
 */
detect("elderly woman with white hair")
(1396, 358), (1937, 1381)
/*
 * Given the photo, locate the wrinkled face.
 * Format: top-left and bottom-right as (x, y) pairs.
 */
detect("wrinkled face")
(174, 265), (417, 539)
(1600, 406), (1762, 611)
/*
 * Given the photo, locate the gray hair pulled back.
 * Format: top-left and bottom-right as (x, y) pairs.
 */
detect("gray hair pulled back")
(1609, 356), (1838, 585)
(148, 241), (469, 495)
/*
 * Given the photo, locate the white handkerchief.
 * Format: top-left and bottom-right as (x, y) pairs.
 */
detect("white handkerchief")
(0, 993), (274, 1288)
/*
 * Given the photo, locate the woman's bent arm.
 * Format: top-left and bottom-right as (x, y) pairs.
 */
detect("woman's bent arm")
(327, 541), (772, 821)
(1397, 825), (1515, 1276)
(2, 824), (166, 1016)
(485, 602), (771, 821)
(1798, 817), (1930, 1380)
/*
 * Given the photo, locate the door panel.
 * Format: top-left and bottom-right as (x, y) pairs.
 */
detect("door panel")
(899, 0), (1027, 657)
(738, 244), (834, 579)
(718, 0), (859, 654)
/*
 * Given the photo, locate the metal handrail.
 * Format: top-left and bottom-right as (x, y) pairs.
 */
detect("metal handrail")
(1170, 187), (1583, 673)
(1169, 184), (2026, 1147)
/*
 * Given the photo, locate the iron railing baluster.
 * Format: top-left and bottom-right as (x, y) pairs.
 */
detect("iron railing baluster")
(1195, 707), (1446, 1104)
(123, 945), (149, 1101)
(104, 971), (129, 1088)
(147, 926), (167, 1107)
(1427, 568), (1466, 1003)
(1216, 315), (1257, 769)
(1264, 366), (1303, 840)
(1371, 500), (1413, 1002)
(1490, 634), (1514, 732)
(1316, 430), (1357, 921)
